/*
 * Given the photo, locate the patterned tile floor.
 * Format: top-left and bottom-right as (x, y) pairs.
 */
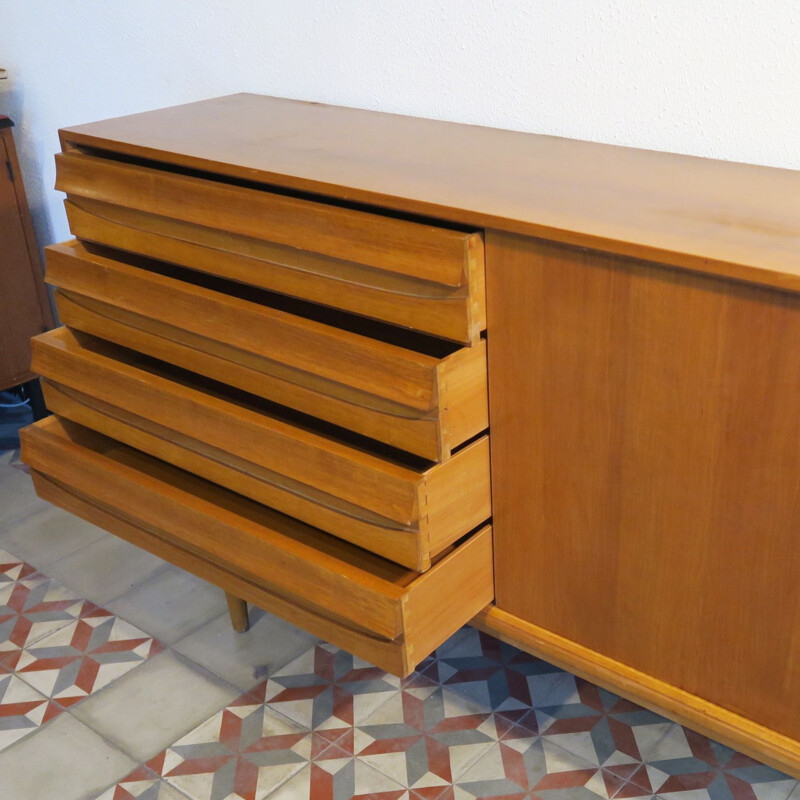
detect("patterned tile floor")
(0, 445), (798, 800)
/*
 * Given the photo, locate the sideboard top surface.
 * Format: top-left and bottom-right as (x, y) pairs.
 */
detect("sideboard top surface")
(60, 93), (800, 292)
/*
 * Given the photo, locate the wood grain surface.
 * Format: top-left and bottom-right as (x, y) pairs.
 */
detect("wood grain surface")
(46, 240), (450, 413)
(56, 149), (482, 287)
(0, 128), (53, 389)
(53, 289), (476, 462)
(486, 230), (800, 742)
(64, 198), (485, 344)
(22, 416), (493, 675)
(58, 93), (800, 293)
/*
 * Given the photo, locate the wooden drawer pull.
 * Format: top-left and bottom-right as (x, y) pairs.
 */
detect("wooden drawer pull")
(33, 472), (403, 644)
(51, 381), (416, 533)
(67, 199), (467, 301)
(59, 290), (436, 422)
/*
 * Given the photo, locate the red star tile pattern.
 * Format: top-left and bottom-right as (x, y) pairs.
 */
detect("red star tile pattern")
(0, 672), (61, 751)
(3, 602), (162, 708)
(532, 674), (676, 782)
(0, 550), (84, 665)
(434, 734), (628, 800)
(345, 682), (506, 793)
(266, 757), (416, 800)
(146, 682), (362, 800)
(620, 725), (799, 800)
(422, 627), (570, 717)
(264, 643), (401, 732)
(92, 765), (189, 799)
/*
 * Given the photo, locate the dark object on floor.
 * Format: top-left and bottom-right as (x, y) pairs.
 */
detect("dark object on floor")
(0, 386), (35, 451)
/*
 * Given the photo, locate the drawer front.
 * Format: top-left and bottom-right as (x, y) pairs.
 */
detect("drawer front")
(64, 198), (486, 344)
(56, 149), (484, 289)
(48, 242), (489, 461)
(32, 327), (492, 551)
(21, 417), (494, 676)
(46, 240), (440, 411)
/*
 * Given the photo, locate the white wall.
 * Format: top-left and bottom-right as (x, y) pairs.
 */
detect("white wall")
(1, 0), (798, 251)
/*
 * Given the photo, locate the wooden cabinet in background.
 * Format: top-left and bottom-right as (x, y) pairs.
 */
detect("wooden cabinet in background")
(0, 116), (53, 396)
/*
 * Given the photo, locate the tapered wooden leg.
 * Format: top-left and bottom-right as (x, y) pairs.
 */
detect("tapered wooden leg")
(226, 593), (250, 633)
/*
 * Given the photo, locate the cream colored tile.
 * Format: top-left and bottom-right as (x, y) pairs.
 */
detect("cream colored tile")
(173, 607), (317, 691)
(0, 713), (135, 800)
(45, 535), (169, 605)
(71, 650), (239, 762)
(0, 463), (50, 530)
(107, 565), (227, 643)
(0, 505), (107, 570)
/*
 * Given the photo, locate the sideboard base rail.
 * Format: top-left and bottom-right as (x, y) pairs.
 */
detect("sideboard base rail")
(472, 605), (800, 780)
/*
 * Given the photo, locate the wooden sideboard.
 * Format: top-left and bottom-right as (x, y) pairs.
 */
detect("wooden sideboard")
(0, 116), (53, 396)
(19, 94), (800, 777)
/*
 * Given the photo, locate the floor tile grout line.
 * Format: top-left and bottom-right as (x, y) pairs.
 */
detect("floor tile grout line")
(0, 692), (137, 772)
(62, 644), (246, 762)
(11, 523), (174, 609)
(155, 778), (201, 800)
(602, 718), (682, 791)
(0, 508), (106, 563)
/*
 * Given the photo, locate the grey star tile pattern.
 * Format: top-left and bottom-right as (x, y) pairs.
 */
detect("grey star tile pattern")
(345, 681), (506, 792)
(0, 673), (58, 751)
(91, 766), (193, 799)
(0, 549), (85, 661)
(263, 642), (403, 732)
(432, 735), (629, 799)
(2, 602), (162, 709)
(146, 681), (356, 800)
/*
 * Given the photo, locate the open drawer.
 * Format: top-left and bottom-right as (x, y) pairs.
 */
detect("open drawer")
(32, 327), (491, 570)
(21, 417), (494, 676)
(56, 147), (485, 343)
(46, 241), (488, 462)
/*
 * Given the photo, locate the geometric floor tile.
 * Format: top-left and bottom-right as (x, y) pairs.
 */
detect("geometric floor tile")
(264, 643), (402, 731)
(149, 682), (351, 800)
(2, 603), (162, 708)
(0, 672), (61, 751)
(346, 682), (505, 792)
(422, 627), (569, 716)
(173, 607), (316, 691)
(0, 711), (137, 800)
(440, 735), (629, 800)
(92, 766), (191, 800)
(621, 725), (798, 800)
(0, 554), (84, 662)
(0, 548), (36, 584)
(266, 757), (414, 800)
(532, 675), (675, 782)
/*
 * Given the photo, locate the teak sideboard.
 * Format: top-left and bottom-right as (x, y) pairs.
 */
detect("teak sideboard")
(19, 94), (800, 777)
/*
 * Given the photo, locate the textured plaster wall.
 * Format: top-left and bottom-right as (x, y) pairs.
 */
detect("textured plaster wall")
(1, 0), (798, 251)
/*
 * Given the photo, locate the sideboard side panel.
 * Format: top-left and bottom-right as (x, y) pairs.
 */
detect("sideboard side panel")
(485, 230), (800, 740)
